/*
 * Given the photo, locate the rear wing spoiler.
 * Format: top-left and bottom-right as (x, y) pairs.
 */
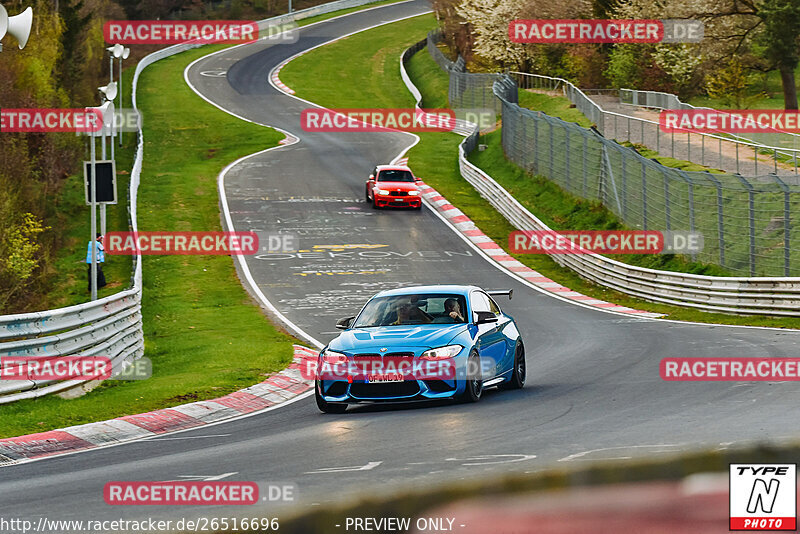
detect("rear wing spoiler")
(487, 289), (513, 300)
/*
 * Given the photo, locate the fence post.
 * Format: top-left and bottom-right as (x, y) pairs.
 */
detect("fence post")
(621, 149), (627, 219)
(549, 118), (554, 177)
(771, 174), (791, 276)
(534, 113), (539, 174)
(582, 133), (588, 197)
(705, 172), (725, 267)
(677, 170), (696, 262)
(701, 134), (704, 166)
(687, 131), (691, 161)
(754, 146), (758, 176)
(662, 167), (671, 231)
(733, 174), (756, 276)
(656, 124), (660, 154)
(564, 124), (571, 191)
(642, 161), (648, 230)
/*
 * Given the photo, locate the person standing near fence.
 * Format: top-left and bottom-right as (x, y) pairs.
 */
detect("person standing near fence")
(86, 233), (107, 292)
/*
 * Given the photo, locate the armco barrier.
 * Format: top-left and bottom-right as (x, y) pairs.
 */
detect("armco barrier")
(403, 37), (800, 316)
(0, 0), (388, 404)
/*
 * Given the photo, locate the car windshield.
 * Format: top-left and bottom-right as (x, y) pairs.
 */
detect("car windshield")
(378, 169), (415, 182)
(353, 294), (468, 327)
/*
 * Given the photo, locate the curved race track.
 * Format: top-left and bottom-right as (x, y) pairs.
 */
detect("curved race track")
(2, 1), (800, 528)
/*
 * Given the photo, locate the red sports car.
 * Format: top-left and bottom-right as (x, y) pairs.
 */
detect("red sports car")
(365, 165), (423, 209)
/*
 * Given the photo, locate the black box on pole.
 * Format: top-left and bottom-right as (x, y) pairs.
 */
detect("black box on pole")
(83, 160), (117, 204)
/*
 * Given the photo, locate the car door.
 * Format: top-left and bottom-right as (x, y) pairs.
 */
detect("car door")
(470, 291), (507, 379)
(486, 294), (515, 376)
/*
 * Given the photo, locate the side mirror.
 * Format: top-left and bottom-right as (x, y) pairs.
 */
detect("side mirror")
(368, 175), (375, 181)
(474, 311), (498, 325)
(415, 177), (422, 182)
(336, 316), (355, 330)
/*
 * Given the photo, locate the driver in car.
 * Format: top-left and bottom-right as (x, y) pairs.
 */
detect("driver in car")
(392, 299), (432, 325)
(444, 298), (465, 322)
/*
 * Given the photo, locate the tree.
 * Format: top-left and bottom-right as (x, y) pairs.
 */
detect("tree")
(756, 0), (800, 109)
(614, 0), (800, 109)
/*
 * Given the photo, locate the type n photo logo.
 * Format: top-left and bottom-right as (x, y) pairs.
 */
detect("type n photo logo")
(730, 464), (797, 530)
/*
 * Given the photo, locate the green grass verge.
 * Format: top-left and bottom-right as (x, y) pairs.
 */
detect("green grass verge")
(406, 45), (449, 109)
(518, 90), (593, 128)
(297, 0), (409, 27)
(279, 13), (800, 329)
(0, 45), (299, 439)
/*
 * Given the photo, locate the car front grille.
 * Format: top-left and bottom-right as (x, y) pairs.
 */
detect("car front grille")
(389, 190), (408, 196)
(349, 381), (420, 399)
(352, 352), (415, 363)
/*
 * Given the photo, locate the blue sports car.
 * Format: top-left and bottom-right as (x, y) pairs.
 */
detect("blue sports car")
(315, 285), (526, 413)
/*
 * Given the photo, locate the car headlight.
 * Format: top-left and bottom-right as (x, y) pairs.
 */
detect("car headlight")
(408, 190), (420, 196)
(321, 349), (348, 364)
(378, 189), (390, 195)
(420, 344), (463, 360)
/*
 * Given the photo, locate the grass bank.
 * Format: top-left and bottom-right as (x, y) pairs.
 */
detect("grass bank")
(0, 46), (297, 438)
(279, 13), (800, 329)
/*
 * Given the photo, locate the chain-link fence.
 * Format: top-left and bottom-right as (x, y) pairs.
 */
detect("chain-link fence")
(518, 74), (800, 177)
(422, 31), (800, 276)
(497, 77), (800, 276)
(621, 88), (800, 154)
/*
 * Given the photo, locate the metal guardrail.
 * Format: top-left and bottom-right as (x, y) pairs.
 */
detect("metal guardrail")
(0, 0), (387, 404)
(404, 34), (800, 315)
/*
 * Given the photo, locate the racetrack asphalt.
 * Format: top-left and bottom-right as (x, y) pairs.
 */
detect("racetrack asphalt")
(3, 1), (800, 529)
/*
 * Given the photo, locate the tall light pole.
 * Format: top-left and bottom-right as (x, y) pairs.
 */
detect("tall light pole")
(118, 46), (129, 147)
(97, 83), (116, 239)
(106, 44), (123, 150)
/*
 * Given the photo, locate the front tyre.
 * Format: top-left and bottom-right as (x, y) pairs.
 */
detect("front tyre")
(315, 382), (347, 414)
(459, 351), (482, 403)
(501, 342), (526, 390)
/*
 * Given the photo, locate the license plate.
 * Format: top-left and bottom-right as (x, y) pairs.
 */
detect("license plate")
(395, 198), (403, 202)
(367, 373), (404, 383)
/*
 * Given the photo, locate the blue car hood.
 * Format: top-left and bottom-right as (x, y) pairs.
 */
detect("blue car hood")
(330, 324), (467, 353)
